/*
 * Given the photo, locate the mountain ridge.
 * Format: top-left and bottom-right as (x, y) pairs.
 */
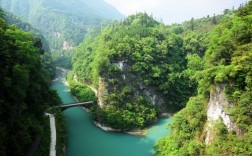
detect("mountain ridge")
(0, 0), (124, 67)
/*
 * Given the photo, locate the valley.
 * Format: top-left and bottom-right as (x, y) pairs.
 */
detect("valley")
(0, 0), (251, 156)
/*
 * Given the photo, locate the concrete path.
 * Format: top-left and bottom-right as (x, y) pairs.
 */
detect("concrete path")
(46, 113), (56, 156)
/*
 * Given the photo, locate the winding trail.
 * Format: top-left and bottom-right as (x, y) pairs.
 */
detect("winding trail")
(86, 84), (98, 96)
(73, 74), (98, 97)
(46, 113), (56, 156)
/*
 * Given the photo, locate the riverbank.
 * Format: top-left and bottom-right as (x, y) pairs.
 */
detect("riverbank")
(69, 71), (170, 136)
(52, 67), (173, 156)
(93, 121), (147, 136)
(160, 113), (172, 118)
(92, 113), (172, 136)
(45, 106), (67, 156)
(81, 106), (148, 136)
(49, 68), (70, 156)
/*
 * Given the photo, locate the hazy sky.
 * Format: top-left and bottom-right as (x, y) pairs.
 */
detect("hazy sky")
(104, 0), (248, 24)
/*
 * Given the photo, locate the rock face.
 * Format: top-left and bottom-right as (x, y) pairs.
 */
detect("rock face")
(63, 41), (73, 50)
(97, 77), (108, 107)
(97, 59), (166, 109)
(205, 85), (236, 144)
(138, 84), (165, 107)
(52, 32), (61, 38)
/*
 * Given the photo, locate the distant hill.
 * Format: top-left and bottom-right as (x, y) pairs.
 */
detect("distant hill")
(0, 0), (124, 51)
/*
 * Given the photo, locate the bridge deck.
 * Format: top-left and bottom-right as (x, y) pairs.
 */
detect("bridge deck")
(48, 101), (93, 110)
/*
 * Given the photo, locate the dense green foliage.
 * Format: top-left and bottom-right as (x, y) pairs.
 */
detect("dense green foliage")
(72, 13), (197, 130)
(0, 11), (61, 155)
(67, 71), (96, 102)
(34, 109), (66, 156)
(0, 0), (123, 68)
(33, 118), (50, 156)
(2, 0), (248, 155)
(3, 10), (56, 78)
(94, 87), (157, 130)
(54, 111), (67, 156)
(155, 2), (252, 155)
(155, 96), (207, 155)
(0, 0), (123, 49)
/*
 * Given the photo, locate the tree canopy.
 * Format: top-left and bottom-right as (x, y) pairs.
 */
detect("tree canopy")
(72, 13), (197, 130)
(0, 0), (124, 68)
(155, 2), (252, 155)
(0, 9), (60, 156)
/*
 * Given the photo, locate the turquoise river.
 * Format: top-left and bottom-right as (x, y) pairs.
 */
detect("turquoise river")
(51, 69), (172, 156)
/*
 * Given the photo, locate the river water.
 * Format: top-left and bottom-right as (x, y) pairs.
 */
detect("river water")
(51, 69), (172, 156)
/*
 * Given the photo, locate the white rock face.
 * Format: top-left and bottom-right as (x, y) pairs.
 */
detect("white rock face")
(52, 32), (61, 38)
(63, 41), (73, 50)
(117, 61), (124, 70)
(122, 74), (126, 80)
(97, 77), (107, 107)
(205, 86), (236, 144)
(145, 90), (158, 106)
(117, 61), (126, 79)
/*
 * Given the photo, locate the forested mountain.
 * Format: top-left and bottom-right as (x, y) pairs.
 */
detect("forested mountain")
(71, 13), (198, 130)
(1, 0), (250, 155)
(155, 2), (252, 155)
(71, 7), (225, 131)
(0, 0), (124, 68)
(0, 9), (60, 155)
(70, 1), (252, 155)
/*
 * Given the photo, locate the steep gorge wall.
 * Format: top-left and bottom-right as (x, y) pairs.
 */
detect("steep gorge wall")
(97, 77), (107, 107)
(0, 0), (124, 51)
(96, 60), (166, 110)
(205, 85), (237, 144)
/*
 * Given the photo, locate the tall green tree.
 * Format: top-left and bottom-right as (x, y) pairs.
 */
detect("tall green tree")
(0, 10), (60, 156)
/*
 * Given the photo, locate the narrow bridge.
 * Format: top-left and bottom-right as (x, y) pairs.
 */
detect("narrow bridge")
(45, 101), (93, 156)
(48, 101), (94, 111)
